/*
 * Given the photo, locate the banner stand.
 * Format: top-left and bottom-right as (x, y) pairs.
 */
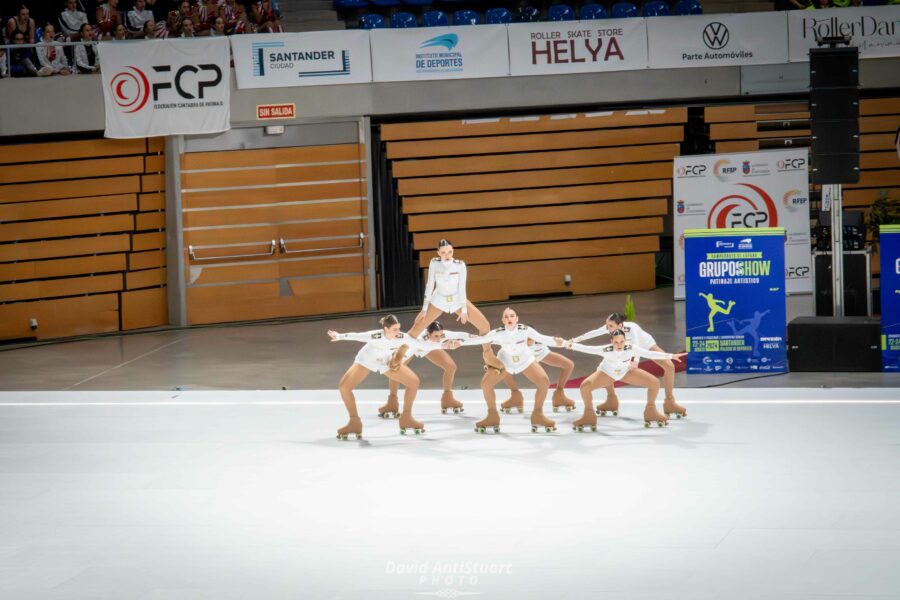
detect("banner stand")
(881, 224), (900, 372)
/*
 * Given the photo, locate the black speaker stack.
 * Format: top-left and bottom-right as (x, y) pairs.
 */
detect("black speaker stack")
(809, 46), (860, 185)
(788, 316), (881, 372)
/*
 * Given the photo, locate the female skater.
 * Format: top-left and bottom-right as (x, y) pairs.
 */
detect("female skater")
(500, 340), (577, 414)
(571, 312), (687, 419)
(328, 315), (459, 439)
(566, 330), (686, 430)
(410, 240), (506, 376)
(466, 307), (564, 434)
(381, 321), (470, 418)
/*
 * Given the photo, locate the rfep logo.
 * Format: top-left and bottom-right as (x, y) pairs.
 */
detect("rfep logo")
(109, 63), (222, 113)
(110, 66), (150, 113)
(782, 188), (808, 212)
(714, 159), (738, 181)
(707, 183), (779, 229)
(677, 164), (707, 177)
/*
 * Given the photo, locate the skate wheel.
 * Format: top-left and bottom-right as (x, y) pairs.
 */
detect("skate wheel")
(644, 421), (650, 428)
(612, 411), (618, 416)
(455, 408), (462, 414)
(337, 434), (345, 440)
(531, 425), (538, 433)
(400, 429), (407, 435)
(552, 407), (559, 413)
(415, 428), (423, 435)
(660, 421), (667, 428)
(591, 425), (597, 432)
(493, 426), (500, 433)
(677, 413), (683, 419)
(476, 427), (484, 433)
(441, 408), (447, 414)
(574, 425), (581, 432)
(546, 426), (555, 433)
(516, 408), (523, 414)
(566, 406), (574, 412)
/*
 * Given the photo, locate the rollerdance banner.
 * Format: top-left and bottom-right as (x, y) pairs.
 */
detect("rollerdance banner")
(673, 148), (812, 300)
(788, 5), (900, 62)
(684, 228), (788, 375)
(880, 224), (900, 372)
(100, 38), (231, 138)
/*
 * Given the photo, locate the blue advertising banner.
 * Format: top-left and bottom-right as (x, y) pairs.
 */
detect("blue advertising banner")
(684, 228), (788, 374)
(880, 224), (900, 372)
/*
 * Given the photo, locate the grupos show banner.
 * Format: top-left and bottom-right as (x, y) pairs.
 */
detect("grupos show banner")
(100, 38), (230, 138)
(647, 12), (789, 69)
(880, 224), (900, 372)
(507, 18), (648, 76)
(230, 31), (372, 89)
(788, 5), (900, 61)
(684, 228), (788, 375)
(673, 148), (812, 300)
(369, 25), (509, 82)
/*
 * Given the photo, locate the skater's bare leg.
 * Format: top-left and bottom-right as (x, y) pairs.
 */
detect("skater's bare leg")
(476, 369), (504, 431)
(425, 349), (457, 392)
(650, 345), (676, 400)
(622, 368), (668, 427)
(573, 371), (612, 431)
(523, 362), (555, 431)
(409, 305), (444, 338)
(336, 364), (370, 438)
(458, 302), (503, 371)
(543, 352), (576, 411)
(386, 365), (425, 432)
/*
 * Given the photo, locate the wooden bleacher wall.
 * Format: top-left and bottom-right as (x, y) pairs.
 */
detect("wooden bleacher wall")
(180, 143), (370, 325)
(380, 108), (688, 302)
(0, 138), (167, 341)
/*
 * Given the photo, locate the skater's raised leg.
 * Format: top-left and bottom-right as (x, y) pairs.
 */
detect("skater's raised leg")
(543, 351), (576, 412)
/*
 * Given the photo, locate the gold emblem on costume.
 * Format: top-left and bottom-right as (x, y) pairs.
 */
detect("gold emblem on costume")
(446, 295), (454, 303)
(512, 356), (520, 363)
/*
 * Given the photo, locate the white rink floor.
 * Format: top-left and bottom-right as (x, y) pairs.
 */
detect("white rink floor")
(1, 388), (899, 600)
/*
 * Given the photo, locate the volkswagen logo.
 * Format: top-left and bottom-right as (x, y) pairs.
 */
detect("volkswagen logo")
(702, 22), (729, 50)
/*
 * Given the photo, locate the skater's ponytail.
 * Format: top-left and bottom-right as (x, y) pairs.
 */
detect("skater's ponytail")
(379, 314), (399, 329)
(437, 239), (452, 250)
(610, 328), (627, 340)
(607, 312), (626, 325)
(426, 321), (444, 335)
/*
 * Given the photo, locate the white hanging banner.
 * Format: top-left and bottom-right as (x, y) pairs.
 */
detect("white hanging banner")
(100, 38), (230, 139)
(507, 19), (648, 76)
(230, 31), (372, 89)
(370, 25), (509, 82)
(648, 12), (789, 69)
(788, 5), (900, 61)
(673, 149), (812, 299)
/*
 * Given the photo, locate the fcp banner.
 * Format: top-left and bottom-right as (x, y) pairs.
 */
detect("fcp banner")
(100, 38), (231, 139)
(673, 148), (812, 299)
(684, 228), (788, 375)
(881, 224), (900, 372)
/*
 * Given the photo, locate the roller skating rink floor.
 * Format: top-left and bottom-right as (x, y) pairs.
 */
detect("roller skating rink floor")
(1, 387), (898, 600)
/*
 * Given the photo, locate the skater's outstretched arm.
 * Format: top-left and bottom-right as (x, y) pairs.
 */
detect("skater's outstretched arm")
(459, 329), (499, 347)
(571, 325), (608, 344)
(633, 346), (687, 362)
(566, 342), (613, 357)
(525, 326), (564, 348)
(328, 330), (377, 343)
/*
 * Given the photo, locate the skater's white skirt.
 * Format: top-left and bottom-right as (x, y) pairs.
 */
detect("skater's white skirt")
(427, 293), (464, 315)
(598, 362), (632, 382)
(354, 347), (393, 375)
(499, 349), (536, 375)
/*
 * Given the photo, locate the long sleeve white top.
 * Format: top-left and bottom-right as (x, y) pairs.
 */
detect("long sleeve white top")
(36, 41), (69, 71)
(569, 342), (672, 380)
(422, 258), (468, 314)
(74, 42), (100, 72)
(572, 320), (655, 348)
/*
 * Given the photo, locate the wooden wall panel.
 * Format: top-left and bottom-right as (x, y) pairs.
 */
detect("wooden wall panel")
(420, 236), (660, 267)
(0, 234), (131, 263)
(0, 138), (145, 165)
(181, 181), (364, 210)
(1, 176), (140, 204)
(0, 294), (119, 340)
(0, 156), (144, 185)
(0, 254), (126, 283)
(121, 288), (168, 331)
(0, 194), (136, 222)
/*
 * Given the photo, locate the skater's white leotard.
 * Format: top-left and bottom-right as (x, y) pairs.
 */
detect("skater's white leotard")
(468, 324), (558, 375)
(572, 321), (657, 350)
(530, 340), (551, 362)
(335, 330), (433, 375)
(569, 342), (673, 382)
(422, 258), (468, 315)
(403, 329), (471, 361)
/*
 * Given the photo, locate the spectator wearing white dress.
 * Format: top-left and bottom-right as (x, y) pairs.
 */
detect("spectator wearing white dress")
(36, 24), (72, 75)
(59, 0), (88, 40)
(126, 0), (155, 36)
(74, 22), (100, 73)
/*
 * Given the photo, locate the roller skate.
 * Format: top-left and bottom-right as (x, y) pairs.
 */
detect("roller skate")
(377, 393), (400, 419)
(474, 410), (501, 434)
(572, 412), (598, 433)
(663, 395), (687, 419)
(336, 416), (363, 440)
(551, 388), (576, 412)
(500, 390), (524, 414)
(530, 411), (557, 433)
(399, 412), (425, 435)
(643, 405), (668, 428)
(483, 350), (505, 375)
(440, 391), (464, 414)
(595, 393), (619, 417)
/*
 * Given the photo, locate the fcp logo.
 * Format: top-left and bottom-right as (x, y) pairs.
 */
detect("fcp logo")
(702, 22), (729, 50)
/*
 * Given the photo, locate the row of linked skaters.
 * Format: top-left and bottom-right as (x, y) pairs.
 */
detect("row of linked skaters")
(327, 239), (688, 440)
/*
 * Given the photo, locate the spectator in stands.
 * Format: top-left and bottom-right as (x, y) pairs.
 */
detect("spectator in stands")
(112, 21), (128, 39)
(0, 49), (7, 78)
(181, 15), (196, 36)
(37, 23), (71, 75)
(126, 0), (155, 36)
(210, 15), (226, 35)
(9, 30), (41, 76)
(194, 0), (216, 35)
(176, 0), (195, 24)
(141, 18), (158, 38)
(220, 0), (248, 34)
(96, 0), (122, 39)
(7, 5), (36, 44)
(74, 22), (100, 73)
(252, 0), (282, 33)
(59, 0), (88, 40)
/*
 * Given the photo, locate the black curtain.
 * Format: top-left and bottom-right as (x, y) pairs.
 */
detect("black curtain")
(371, 126), (422, 309)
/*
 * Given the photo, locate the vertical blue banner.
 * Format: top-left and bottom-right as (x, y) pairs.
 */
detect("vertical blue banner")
(685, 228), (787, 374)
(881, 224), (900, 372)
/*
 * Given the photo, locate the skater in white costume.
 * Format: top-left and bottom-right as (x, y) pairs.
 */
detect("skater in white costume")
(382, 321), (470, 417)
(572, 312), (687, 419)
(566, 330), (687, 430)
(466, 307), (565, 434)
(328, 315), (460, 439)
(410, 240), (506, 375)
(499, 338), (578, 414)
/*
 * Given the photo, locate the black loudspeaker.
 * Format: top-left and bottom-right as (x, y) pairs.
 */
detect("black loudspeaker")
(814, 252), (870, 317)
(809, 46), (860, 185)
(788, 316), (881, 372)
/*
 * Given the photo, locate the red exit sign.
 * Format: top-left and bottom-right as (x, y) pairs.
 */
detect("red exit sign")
(257, 103), (296, 120)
